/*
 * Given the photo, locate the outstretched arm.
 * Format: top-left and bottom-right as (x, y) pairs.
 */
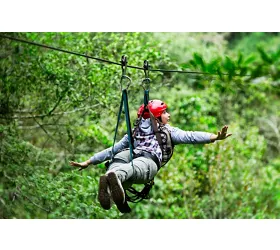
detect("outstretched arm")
(69, 134), (129, 171)
(69, 160), (91, 171)
(210, 125), (232, 142)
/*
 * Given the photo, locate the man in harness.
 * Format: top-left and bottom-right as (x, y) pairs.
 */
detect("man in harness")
(70, 100), (232, 213)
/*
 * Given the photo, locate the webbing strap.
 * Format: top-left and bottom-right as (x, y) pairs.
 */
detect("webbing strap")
(148, 108), (164, 154)
(111, 89), (134, 165)
(144, 90), (149, 106)
(126, 179), (154, 203)
(122, 89), (134, 162)
(112, 93), (123, 156)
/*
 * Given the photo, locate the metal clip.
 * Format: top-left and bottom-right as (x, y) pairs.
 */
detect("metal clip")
(142, 60), (151, 90)
(120, 55), (132, 90)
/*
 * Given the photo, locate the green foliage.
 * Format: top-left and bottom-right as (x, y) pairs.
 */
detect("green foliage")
(0, 124), (122, 218)
(126, 125), (280, 219)
(1, 32), (279, 219)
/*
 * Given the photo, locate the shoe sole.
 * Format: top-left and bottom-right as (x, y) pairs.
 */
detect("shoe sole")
(98, 175), (111, 210)
(107, 172), (131, 213)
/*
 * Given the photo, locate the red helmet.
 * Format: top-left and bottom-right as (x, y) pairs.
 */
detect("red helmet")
(137, 100), (167, 119)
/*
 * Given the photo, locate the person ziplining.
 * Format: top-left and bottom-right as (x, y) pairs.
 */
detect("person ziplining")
(70, 57), (232, 213)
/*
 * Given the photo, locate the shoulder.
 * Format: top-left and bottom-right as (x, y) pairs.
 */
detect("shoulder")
(164, 124), (178, 133)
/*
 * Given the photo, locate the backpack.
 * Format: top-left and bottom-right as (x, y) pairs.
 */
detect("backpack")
(132, 119), (174, 168)
(157, 123), (174, 167)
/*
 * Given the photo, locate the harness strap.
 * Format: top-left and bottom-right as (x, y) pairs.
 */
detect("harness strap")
(148, 108), (164, 162)
(111, 92), (124, 156)
(111, 56), (134, 166)
(125, 180), (154, 203)
(122, 89), (134, 163)
(125, 60), (158, 204)
(144, 89), (149, 106)
(133, 150), (160, 170)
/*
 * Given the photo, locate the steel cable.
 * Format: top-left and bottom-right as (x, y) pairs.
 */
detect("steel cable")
(0, 34), (249, 77)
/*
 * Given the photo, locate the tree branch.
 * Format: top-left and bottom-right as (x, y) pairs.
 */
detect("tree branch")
(0, 104), (100, 119)
(48, 94), (65, 116)
(18, 123), (69, 130)
(15, 187), (50, 213)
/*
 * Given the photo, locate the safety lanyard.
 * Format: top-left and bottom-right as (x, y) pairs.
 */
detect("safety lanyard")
(143, 60), (150, 106)
(111, 56), (134, 164)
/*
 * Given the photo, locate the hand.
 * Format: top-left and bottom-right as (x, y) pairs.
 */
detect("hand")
(211, 125), (232, 142)
(69, 161), (89, 171)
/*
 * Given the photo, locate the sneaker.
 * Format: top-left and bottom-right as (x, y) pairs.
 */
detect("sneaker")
(107, 172), (131, 213)
(98, 175), (112, 210)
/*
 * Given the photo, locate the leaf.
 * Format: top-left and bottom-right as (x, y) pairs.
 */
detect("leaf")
(224, 56), (235, 70)
(237, 53), (243, 66)
(205, 58), (220, 74)
(239, 67), (248, 76)
(244, 55), (256, 65)
(257, 46), (273, 64)
(193, 53), (205, 70)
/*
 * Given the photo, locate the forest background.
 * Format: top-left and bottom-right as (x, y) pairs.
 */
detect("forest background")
(0, 32), (280, 219)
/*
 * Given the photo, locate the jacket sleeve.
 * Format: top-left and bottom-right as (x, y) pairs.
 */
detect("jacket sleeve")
(89, 134), (129, 165)
(166, 124), (214, 145)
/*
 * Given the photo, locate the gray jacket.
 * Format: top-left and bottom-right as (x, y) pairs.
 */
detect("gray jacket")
(89, 119), (214, 165)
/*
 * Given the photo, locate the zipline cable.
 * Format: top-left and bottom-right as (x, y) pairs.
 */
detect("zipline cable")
(0, 34), (250, 77)
(0, 34), (121, 66)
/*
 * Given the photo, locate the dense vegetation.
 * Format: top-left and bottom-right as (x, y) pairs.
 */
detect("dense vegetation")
(1, 32), (279, 219)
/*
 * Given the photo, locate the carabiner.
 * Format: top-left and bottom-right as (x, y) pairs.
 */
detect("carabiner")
(121, 75), (132, 90)
(142, 60), (151, 90)
(120, 55), (132, 90)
